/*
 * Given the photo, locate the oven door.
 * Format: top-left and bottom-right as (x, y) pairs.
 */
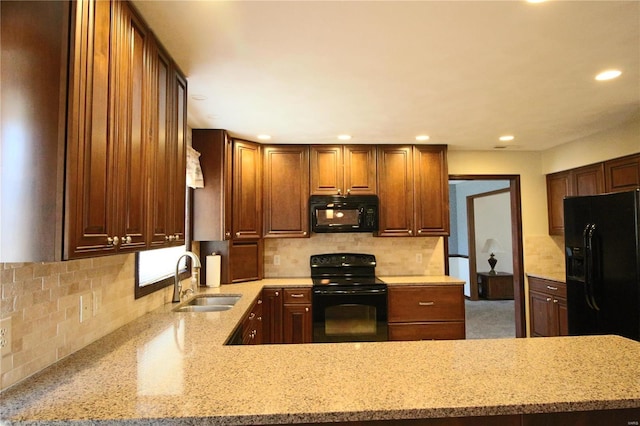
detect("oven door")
(312, 286), (388, 343)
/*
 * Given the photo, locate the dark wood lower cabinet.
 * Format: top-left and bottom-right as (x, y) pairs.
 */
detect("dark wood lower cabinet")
(283, 288), (313, 344)
(262, 288), (283, 344)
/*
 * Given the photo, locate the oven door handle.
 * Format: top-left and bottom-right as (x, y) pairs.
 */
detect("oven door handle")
(313, 288), (387, 295)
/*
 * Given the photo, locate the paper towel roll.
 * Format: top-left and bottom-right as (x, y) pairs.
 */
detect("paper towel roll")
(206, 254), (221, 287)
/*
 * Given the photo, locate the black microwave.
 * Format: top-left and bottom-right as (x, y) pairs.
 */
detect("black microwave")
(310, 195), (379, 233)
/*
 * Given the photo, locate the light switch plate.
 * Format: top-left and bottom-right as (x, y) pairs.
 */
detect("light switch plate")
(0, 317), (12, 356)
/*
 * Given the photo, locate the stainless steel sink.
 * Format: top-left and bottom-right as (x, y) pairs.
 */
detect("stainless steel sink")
(172, 294), (242, 313)
(187, 294), (242, 306)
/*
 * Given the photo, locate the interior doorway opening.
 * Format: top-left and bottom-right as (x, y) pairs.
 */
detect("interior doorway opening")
(446, 175), (526, 338)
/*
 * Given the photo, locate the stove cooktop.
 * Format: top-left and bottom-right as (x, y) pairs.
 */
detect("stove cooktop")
(311, 276), (386, 286)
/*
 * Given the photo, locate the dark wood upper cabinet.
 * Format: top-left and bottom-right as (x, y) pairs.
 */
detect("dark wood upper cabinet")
(1, 0), (186, 261)
(170, 71), (188, 244)
(232, 140), (262, 240)
(546, 155), (639, 235)
(310, 145), (376, 195)
(377, 145), (449, 237)
(65, 0), (120, 258)
(263, 145), (310, 238)
(546, 171), (571, 236)
(413, 145), (449, 236)
(377, 146), (414, 237)
(604, 153), (640, 193)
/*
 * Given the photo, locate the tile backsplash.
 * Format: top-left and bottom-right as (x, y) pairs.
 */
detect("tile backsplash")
(0, 254), (175, 391)
(263, 234), (445, 277)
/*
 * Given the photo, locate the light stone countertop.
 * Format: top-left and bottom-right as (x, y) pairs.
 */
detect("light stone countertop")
(1, 277), (639, 425)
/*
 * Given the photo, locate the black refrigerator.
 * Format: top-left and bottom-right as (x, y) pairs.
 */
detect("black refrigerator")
(564, 189), (640, 341)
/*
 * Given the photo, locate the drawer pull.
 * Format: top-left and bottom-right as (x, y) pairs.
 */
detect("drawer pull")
(418, 301), (435, 306)
(546, 285), (558, 291)
(290, 293), (305, 298)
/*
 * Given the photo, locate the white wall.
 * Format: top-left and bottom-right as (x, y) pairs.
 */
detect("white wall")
(541, 114), (640, 174)
(473, 191), (513, 274)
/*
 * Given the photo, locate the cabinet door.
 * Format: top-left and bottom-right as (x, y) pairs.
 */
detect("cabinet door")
(310, 145), (343, 195)
(233, 140), (262, 239)
(413, 145), (449, 236)
(283, 304), (312, 344)
(147, 43), (173, 247)
(573, 163), (604, 196)
(229, 240), (263, 282)
(169, 71), (187, 244)
(529, 291), (553, 337)
(344, 145), (377, 195)
(262, 288), (283, 344)
(377, 146), (414, 237)
(65, 0), (118, 258)
(263, 146), (309, 238)
(546, 171), (571, 235)
(604, 154), (640, 193)
(115, 3), (149, 251)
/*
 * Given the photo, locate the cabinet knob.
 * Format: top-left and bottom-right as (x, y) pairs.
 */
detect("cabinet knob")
(275, 291), (279, 296)
(303, 231), (307, 236)
(225, 231), (231, 238)
(122, 236), (132, 244)
(553, 299), (558, 304)
(546, 297), (552, 302)
(346, 189), (351, 195)
(417, 229), (423, 234)
(337, 189), (342, 195)
(249, 313), (255, 320)
(165, 235), (170, 241)
(257, 299), (262, 304)
(112, 236), (119, 246)
(257, 316), (262, 321)
(408, 230), (413, 235)
(305, 307), (309, 312)
(107, 236), (114, 245)
(236, 232), (240, 237)
(174, 233), (180, 240)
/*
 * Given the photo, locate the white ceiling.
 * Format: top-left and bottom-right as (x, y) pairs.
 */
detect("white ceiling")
(132, 0), (640, 151)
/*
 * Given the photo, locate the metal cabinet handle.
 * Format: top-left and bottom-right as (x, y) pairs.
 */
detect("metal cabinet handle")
(248, 313), (255, 320)
(553, 299), (558, 304)
(122, 236), (132, 244)
(418, 301), (435, 306)
(257, 316), (262, 321)
(546, 285), (558, 291)
(546, 297), (552, 302)
(291, 293), (305, 298)
(257, 299), (262, 304)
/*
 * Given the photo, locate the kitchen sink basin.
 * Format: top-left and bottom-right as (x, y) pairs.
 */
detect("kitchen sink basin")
(186, 294), (242, 306)
(172, 294), (242, 313)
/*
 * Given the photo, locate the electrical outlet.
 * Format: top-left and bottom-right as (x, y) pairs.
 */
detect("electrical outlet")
(416, 253), (423, 264)
(93, 290), (102, 317)
(274, 255), (281, 265)
(1, 317), (12, 356)
(79, 293), (91, 323)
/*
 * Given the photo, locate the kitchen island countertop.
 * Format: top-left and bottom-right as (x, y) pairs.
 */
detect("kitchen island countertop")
(1, 277), (639, 425)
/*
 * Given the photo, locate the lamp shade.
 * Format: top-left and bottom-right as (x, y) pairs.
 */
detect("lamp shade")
(481, 238), (504, 254)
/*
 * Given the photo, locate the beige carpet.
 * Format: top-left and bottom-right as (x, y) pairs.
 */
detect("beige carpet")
(465, 299), (515, 339)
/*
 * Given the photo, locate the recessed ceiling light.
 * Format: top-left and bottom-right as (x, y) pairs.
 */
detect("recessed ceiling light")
(191, 94), (207, 101)
(595, 69), (622, 81)
(257, 134), (271, 141)
(415, 135), (430, 141)
(499, 135), (515, 142)
(337, 134), (352, 141)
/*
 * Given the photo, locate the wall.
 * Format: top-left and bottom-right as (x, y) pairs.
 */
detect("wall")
(264, 234), (444, 277)
(0, 255), (184, 391)
(541, 114), (640, 174)
(473, 191), (513, 275)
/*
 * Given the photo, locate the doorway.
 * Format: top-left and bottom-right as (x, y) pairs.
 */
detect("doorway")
(446, 175), (526, 338)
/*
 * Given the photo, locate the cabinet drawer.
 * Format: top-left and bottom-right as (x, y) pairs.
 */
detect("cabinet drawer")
(388, 286), (464, 322)
(283, 288), (311, 304)
(388, 322), (465, 341)
(528, 276), (566, 298)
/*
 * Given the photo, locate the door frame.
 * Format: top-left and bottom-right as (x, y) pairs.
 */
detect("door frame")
(446, 174), (526, 338)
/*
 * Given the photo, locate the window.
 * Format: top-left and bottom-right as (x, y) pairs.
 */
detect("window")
(135, 245), (190, 299)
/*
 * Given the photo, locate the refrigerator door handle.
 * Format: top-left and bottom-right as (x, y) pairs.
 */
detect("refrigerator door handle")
(586, 224), (600, 311)
(583, 223), (596, 310)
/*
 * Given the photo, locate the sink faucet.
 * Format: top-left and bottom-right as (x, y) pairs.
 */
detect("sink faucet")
(173, 251), (202, 303)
